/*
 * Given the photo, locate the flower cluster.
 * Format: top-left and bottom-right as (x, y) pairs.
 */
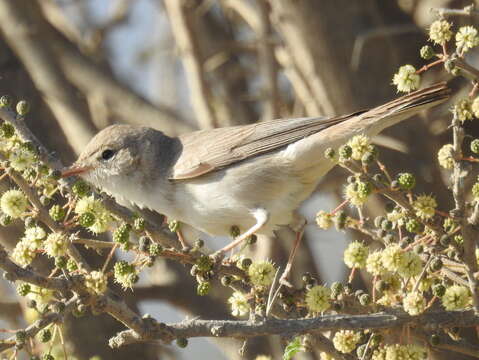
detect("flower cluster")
(305, 285), (331, 313)
(248, 260), (276, 287)
(343, 241), (368, 269)
(228, 291), (250, 317)
(74, 195), (113, 233)
(84, 271), (108, 294)
(392, 65), (420, 93)
(332, 330), (361, 354)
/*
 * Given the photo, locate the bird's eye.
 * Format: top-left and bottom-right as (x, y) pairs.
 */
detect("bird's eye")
(101, 149), (115, 160)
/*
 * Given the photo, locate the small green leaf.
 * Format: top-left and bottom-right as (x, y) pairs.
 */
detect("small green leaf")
(283, 337), (304, 360)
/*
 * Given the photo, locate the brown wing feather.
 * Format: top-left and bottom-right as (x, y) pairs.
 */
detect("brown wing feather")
(170, 114), (353, 179)
(170, 82), (449, 180)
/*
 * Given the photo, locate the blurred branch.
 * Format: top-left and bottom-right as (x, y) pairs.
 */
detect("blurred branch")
(164, 0), (217, 129)
(431, 5), (479, 18)
(0, 0), (97, 153)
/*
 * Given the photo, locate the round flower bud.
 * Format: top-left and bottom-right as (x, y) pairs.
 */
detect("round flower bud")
(72, 180), (90, 198)
(168, 219), (180, 232)
(0, 95), (12, 107)
(429, 20), (453, 45)
(84, 270), (108, 294)
(49, 204), (65, 222)
(324, 147), (336, 160)
(432, 283), (446, 297)
(420, 45), (434, 59)
(246, 235), (257, 245)
(17, 283), (31, 296)
(66, 259), (78, 272)
(413, 194), (437, 220)
(113, 223), (131, 244)
(55, 256), (67, 269)
(305, 285), (331, 312)
(228, 291), (250, 317)
(1, 122), (14, 138)
(471, 139), (479, 153)
(381, 219), (393, 231)
(149, 243), (163, 256)
(1, 189), (28, 218)
(330, 281), (343, 297)
(333, 330), (361, 354)
(366, 251), (386, 276)
(442, 285), (471, 310)
(405, 218), (421, 233)
(430, 334), (440, 346)
(456, 26), (479, 52)
(133, 217), (145, 232)
(392, 64), (420, 93)
(316, 210), (332, 230)
(403, 291), (426, 315)
(429, 258), (443, 272)
(437, 144), (455, 169)
(472, 98), (479, 118)
(397, 172), (416, 190)
(237, 257), (252, 270)
(334, 210), (347, 230)
(454, 98), (474, 122)
(39, 329), (52, 343)
(44, 233), (67, 258)
(248, 260), (276, 287)
(338, 144), (353, 160)
(16, 100), (30, 116)
(197, 281), (211, 296)
(78, 212), (95, 228)
(176, 338), (188, 348)
(359, 293), (371, 306)
(348, 135), (374, 161)
(343, 241), (368, 269)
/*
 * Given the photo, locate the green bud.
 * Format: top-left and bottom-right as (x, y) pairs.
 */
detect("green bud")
(113, 223), (131, 244)
(405, 218), (421, 233)
(168, 219), (180, 232)
(0, 214), (13, 226)
(430, 334), (440, 345)
(66, 259), (78, 272)
(196, 254), (213, 271)
(1, 122), (15, 138)
(230, 225), (240, 238)
(432, 283), (446, 297)
(359, 293), (371, 306)
(49, 204), (65, 222)
(133, 217), (145, 232)
(237, 257), (252, 270)
(420, 45), (435, 60)
(194, 239), (205, 248)
(16, 100), (30, 116)
(72, 180), (90, 197)
(39, 329), (52, 343)
(148, 243), (163, 256)
(0, 95), (12, 107)
(339, 144), (353, 160)
(17, 283), (31, 296)
(471, 139), (479, 154)
(78, 212), (95, 228)
(324, 147), (336, 160)
(429, 258), (443, 272)
(176, 338), (188, 348)
(397, 172), (416, 190)
(334, 210), (347, 230)
(55, 256), (67, 269)
(197, 281), (211, 296)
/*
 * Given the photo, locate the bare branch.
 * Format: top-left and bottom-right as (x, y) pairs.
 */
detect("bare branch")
(109, 309), (479, 348)
(164, 0), (217, 129)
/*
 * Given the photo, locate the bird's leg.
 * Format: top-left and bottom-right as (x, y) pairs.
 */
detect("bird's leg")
(214, 209), (269, 256)
(279, 215), (307, 287)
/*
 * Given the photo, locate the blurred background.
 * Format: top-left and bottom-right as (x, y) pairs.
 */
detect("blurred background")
(0, 0), (476, 359)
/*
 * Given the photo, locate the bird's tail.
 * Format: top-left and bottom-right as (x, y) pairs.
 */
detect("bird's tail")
(290, 82), (450, 177)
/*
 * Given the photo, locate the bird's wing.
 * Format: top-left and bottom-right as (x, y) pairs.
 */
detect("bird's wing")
(169, 82), (449, 180)
(169, 114), (357, 180)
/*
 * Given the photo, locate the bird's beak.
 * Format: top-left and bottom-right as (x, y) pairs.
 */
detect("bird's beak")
(61, 164), (92, 178)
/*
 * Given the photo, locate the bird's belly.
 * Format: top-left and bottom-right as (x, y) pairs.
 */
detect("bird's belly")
(171, 155), (315, 236)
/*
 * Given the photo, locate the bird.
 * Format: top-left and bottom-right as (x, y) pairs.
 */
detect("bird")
(62, 82), (449, 284)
